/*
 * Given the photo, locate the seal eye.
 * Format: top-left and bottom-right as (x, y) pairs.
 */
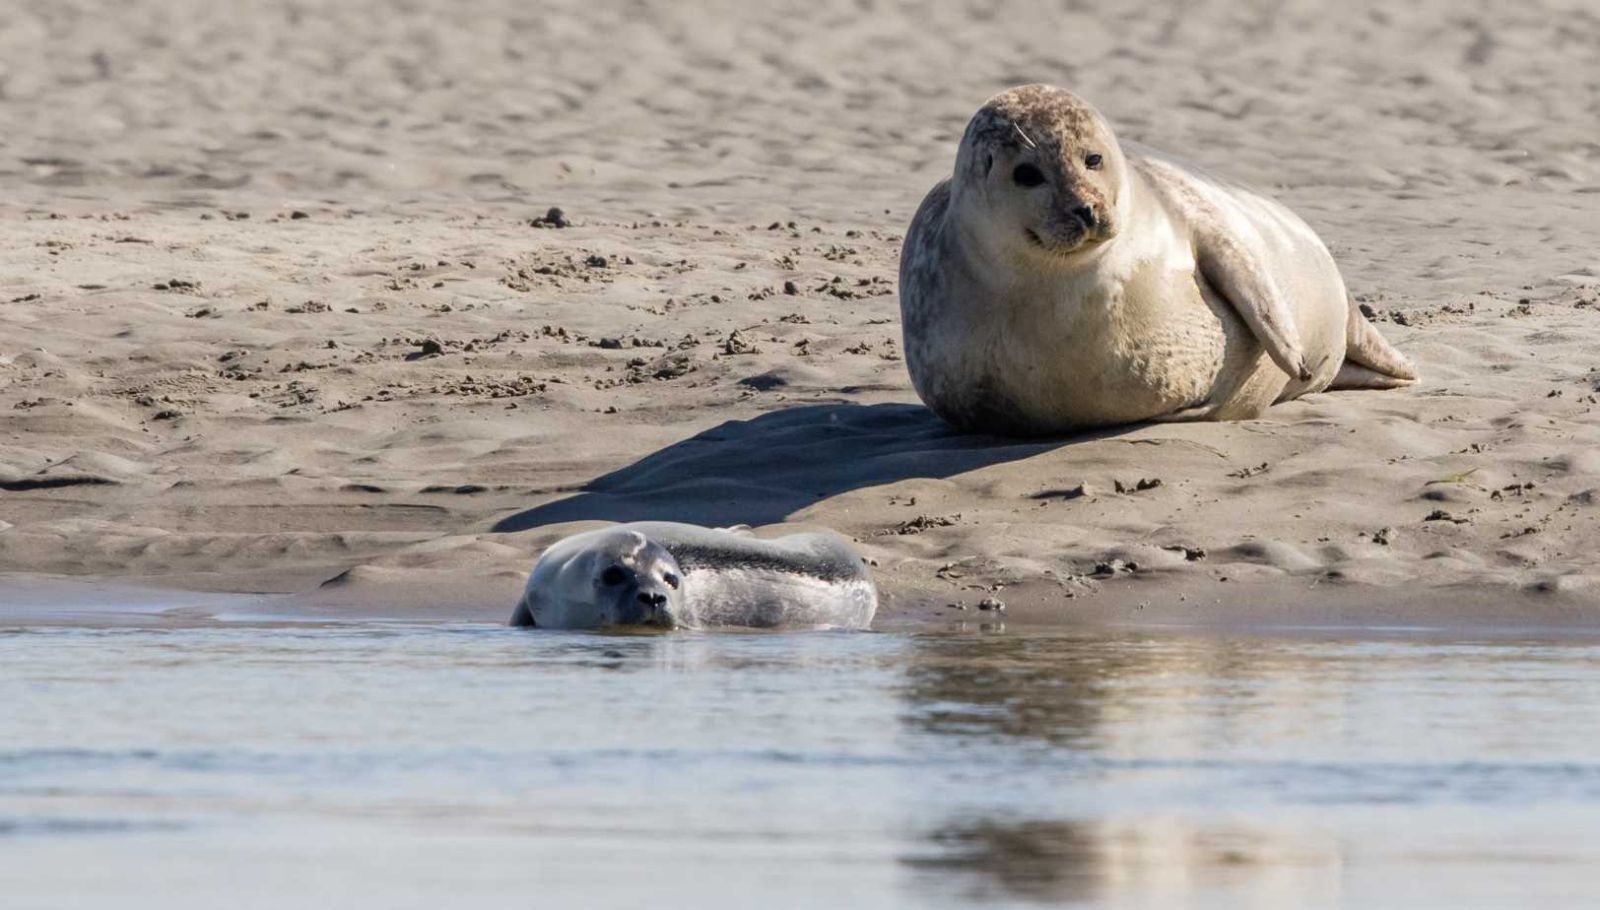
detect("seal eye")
(1011, 163), (1046, 188)
(662, 572), (680, 590)
(1085, 153), (1104, 170)
(600, 566), (627, 586)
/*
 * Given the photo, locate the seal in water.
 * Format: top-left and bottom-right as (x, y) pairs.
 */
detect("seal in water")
(509, 522), (877, 630)
(899, 84), (1417, 436)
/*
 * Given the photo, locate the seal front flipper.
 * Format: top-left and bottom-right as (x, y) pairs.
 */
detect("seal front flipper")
(1195, 228), (1313, 382)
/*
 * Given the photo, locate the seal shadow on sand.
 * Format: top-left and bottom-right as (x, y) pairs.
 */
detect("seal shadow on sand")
(491, 403), (1125, 532)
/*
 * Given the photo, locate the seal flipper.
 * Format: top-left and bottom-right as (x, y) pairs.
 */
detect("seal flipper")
(1195, 230), (1313, 382)
(510, 594), (536, 627)
(1328, 361), (1412, 391)
(1339, 296), (1417, 384)
(1136, 154), (1311, 383)
(1150, 401), (1222, 422)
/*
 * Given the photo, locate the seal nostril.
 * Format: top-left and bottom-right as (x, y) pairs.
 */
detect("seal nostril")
(1073, 205), (1096, 228)
(637, 591), (666, 608)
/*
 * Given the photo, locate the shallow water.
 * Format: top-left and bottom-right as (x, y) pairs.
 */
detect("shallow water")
(4, 622), (1600, 908)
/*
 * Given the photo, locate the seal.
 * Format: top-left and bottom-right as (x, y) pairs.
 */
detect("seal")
(509, 522), (877, 631)
(899, 84), (1417, 435)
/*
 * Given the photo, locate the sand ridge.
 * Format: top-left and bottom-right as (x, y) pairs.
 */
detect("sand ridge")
(1, 0), (1599, 623)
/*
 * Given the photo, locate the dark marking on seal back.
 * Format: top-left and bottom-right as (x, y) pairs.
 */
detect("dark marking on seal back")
(665, 538), (867, 584)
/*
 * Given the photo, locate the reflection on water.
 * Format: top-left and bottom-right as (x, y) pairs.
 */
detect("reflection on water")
(901, 633), (1600, 907)
(912, 817), (1349, 907)
(913, 819), (1105, 905)
(3, 623), (1600, 907)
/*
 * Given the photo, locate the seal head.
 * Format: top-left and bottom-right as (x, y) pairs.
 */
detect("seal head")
(515, 529), (683, 629)
(951, 84), (1126, 264)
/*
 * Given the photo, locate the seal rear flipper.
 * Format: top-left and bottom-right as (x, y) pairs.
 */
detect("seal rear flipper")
(1328, 361), (1414, 391)
(1150, 401), (1222, 422)
(1341, 297), (1417, 383)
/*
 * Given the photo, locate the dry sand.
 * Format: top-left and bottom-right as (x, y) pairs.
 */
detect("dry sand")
(2, 0), (1599, 626)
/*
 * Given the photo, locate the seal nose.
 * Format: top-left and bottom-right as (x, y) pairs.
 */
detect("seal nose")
(1072, 204), (1096, 229)
(637, 590), (668, 609)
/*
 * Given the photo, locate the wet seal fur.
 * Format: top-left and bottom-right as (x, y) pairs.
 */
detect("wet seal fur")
(900, 84), (1417, 435)
(510, 522), (877, 631)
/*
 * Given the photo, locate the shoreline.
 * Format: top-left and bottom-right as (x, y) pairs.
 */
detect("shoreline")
(8, 569), (1599, 637)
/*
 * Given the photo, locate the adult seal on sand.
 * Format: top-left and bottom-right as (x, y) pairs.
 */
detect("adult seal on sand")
(510, 522), (877, 630)
(899, 84), (1417, 435)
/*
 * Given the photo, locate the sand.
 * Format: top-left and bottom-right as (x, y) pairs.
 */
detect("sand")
(2, 0), (1599, 626)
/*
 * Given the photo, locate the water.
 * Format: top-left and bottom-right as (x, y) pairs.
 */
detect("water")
(4, 622), (1600, 908)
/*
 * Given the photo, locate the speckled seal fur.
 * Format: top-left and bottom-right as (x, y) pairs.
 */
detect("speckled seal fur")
(899, 84), (1416, 436)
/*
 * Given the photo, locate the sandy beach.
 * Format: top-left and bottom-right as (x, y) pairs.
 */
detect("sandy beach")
(3, 0), (1599, 625)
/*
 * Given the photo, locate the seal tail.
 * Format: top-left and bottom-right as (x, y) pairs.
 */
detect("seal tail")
(1333, 298), (1416, 390)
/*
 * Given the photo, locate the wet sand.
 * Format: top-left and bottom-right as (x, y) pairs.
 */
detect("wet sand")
(2, 1), (1600, 623)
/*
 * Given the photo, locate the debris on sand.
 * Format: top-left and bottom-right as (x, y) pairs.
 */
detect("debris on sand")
(623, 352), (695, 383)
(1092, 559), (1138, 577)
(531, 207), (569, 228)
(722, 330), (760, 355)
(880, 514), (960, 536)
